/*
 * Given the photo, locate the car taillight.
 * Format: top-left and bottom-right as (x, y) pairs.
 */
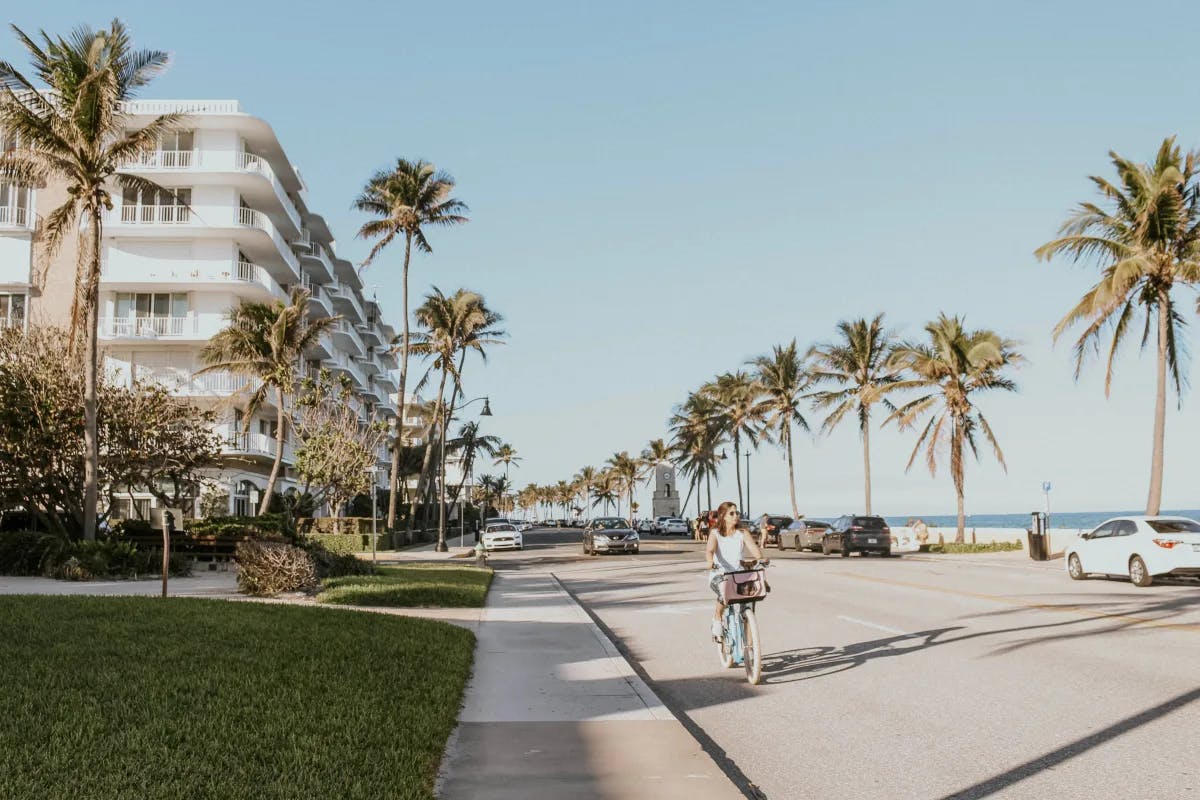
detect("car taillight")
(882, 528), (891, 534)
(1152, 538), (1181, 549)
(849, 527), (862, 532)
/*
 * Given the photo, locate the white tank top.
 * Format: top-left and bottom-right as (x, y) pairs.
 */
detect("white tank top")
(713, 530), (746, 572)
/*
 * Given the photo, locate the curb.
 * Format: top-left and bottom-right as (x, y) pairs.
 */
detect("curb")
(554, 573), (769, 800)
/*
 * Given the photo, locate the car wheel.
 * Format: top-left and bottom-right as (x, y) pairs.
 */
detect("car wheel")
(1129, 555), (1153, 587)
(821, 539), (831, 556)
(840, 544), (850, 557)
(1067, 553), (1085, 580)
(632, 547), (639, 555)
(583, 541), (590, 555)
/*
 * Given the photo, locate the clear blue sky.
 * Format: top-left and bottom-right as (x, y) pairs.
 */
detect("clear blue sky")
(7, 1), (1199, 517)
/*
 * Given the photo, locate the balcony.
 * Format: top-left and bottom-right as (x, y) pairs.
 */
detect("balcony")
(328, 279), (365, 323)
(119, 148), (303, 235)
(299, 274), (334, 318)
(221, 429), (294, 463)
(356, 322), (384, 348)
(236, 207), (301, 278)
(0, 205), (34, 231)
(130, 367), (263, 399)
(119, 204), (191, 224)
(235, 261), (288, 301)
(98, 312), (227, 341)
(324, 350), (368, 389)
(355, 351), (380, 375)
(333, 319), (366, 355)
(298, 240), (336, 281)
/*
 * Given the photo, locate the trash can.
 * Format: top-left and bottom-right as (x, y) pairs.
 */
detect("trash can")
(1027, 511), (1049, 561)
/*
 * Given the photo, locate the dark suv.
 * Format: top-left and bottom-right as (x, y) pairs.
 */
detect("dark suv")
(823, 515), (892, 557)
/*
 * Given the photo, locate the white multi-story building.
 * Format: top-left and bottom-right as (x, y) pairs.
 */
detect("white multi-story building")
(4, 99), (404, 518)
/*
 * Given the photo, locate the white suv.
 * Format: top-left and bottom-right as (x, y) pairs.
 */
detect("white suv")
(653, 516), (672, 533)
(662, 518), (688, 535)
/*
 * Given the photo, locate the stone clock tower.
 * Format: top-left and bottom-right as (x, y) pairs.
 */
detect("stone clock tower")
(651, 463), (681, 518)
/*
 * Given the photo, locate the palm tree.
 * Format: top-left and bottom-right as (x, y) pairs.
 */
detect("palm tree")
(748, 340), (811, 519)
(886, 315), (1023, 542)
(592, 470), (619, 515)
(410, 288), (505, 551)
(1, 21), (179, 539)
(476, 474), (499, 516)
(493, 443), (521, 479)
(574, 466), (599, 520)
(355, 159), (468, 531)
(447, 420), (500, 507)
(199, 289), (337, 514)
(606, 451), (647, 527)
(669, 391), (725, 513)
(807, 318), (904, 516)
(702, 371), (762, 509)
(1035, 138), (1200, 515)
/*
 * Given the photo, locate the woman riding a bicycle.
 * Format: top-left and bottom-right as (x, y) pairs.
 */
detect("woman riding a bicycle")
(705, 501), (767, 640)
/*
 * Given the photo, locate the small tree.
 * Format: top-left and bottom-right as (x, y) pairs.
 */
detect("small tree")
(291, 370), (387, 532)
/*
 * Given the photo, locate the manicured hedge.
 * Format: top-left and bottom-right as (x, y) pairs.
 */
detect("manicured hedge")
(306, 533), (361, 555)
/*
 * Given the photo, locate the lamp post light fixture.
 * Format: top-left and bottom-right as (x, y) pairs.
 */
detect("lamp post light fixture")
(436, 396), (493, 553)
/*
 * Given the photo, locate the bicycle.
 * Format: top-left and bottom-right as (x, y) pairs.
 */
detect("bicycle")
(714, 561), (769, 685)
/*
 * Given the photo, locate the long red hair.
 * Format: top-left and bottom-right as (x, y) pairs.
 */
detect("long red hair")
(712, 501), (739, 535)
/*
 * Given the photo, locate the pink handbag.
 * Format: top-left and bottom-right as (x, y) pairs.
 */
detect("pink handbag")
(721, 569), (767, 603)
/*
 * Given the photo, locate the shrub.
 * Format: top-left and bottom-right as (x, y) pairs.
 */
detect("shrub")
(306, 533), (361, 555)
(235, 540), (317, 596)
(111, 518), (155, 537)
(300, 537), (375, 579)
(189, 514), (283, 539)
(925, 540), (1024, 554)
(0, 530), (67, 575)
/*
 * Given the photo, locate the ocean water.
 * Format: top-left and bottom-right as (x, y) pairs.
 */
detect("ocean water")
(876, 510), (1200, 531)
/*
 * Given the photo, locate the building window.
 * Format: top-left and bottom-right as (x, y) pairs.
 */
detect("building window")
(0, 293), (25, 329)
(111, 497), (152, 521)
(112, 292), (189, 337)
(233, 480), (259, 517)
(0, 182), (31, 228)
(120, 186), (191, 223)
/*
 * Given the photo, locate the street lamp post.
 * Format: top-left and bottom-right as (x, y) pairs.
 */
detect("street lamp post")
(437, 396), (492, 553)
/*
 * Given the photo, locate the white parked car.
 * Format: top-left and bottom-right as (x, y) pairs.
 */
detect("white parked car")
(481, 523), (523, 551)
(1065, 516), (1200, 587)
(653, 515), (672, 533)
(637, 519), (655, 533)
(662, 518), (688, 535)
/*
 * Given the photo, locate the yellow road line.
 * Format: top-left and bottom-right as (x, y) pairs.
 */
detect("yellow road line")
(835, 571), (1200, 633)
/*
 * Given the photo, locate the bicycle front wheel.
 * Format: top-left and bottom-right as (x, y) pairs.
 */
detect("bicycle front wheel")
(717, 613), (735, 669)
(742, 606), (762, 685)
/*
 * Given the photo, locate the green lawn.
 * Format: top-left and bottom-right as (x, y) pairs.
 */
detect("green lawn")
(0, 596), (474, 800)
(319, 564), (493, 608)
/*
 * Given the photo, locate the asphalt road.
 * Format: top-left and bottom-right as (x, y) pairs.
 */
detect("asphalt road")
(488, 526), (1200, 800)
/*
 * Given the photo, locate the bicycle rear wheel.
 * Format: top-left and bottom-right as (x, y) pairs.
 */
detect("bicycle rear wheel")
(742, 606), (762, 685)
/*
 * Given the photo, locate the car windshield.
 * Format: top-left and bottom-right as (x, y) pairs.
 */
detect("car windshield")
(666, 518), (683, 524)
(594, 518), (627, 530)
(1147, 519), (1200, 534)
(487, 524), (515, 532)
(852, 517), (887, 529)
(767, 517), (793, 526)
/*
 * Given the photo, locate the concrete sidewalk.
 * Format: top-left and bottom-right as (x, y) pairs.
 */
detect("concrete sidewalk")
(437, 572), (745, 800)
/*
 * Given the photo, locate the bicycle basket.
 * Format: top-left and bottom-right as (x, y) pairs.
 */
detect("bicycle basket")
(721, 569), (766, 603)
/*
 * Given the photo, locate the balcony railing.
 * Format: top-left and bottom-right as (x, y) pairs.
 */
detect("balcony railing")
(329, 280), (365, 322)
(235, 261), (287, 300)
(0, 315), (26, 331)
(118, 99), (242, 114)
(119, 204), (191, 224)
(221, 430), (294, 463)
(127, 149), (195, 169)
(236, 207), (301, 276)
(0, 206), (33, 230)
(100, 316), (193, 338)
(335, 319), (366, 353)
(236, 152), (302, 232)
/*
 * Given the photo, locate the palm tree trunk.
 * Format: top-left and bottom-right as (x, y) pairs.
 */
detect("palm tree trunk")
(259, 386), (287, 516)
(784, 423), (800, 519)
(436, 369), (450, 552)
(734, 435), (744, 510)
(82, 208), (102, 541)
(862, 421), (872, 516)
(1146, 291), (1169, 515)
(706, 472), (712, 511)
(407, 424), (437, 538)
(952, 416), (965, 543)
(387, 232), (414, 530)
